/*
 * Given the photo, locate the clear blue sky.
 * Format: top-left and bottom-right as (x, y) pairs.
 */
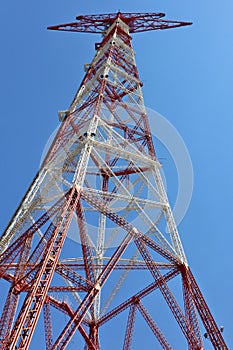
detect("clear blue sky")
(0, 1), (232, 348)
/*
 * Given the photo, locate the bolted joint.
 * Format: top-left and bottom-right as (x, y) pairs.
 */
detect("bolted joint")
(132, 296), (140, 304)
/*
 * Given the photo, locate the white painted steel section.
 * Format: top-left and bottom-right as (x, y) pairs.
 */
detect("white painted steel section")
(0, 167), (48, 252)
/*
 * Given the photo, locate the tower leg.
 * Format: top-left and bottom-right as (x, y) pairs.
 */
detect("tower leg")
(0, 288), (19, 347)
(89, 324), (99, 350)
(187, 267), (227, 349)
(182, 267), (203, 349)
(43, 301), (53, 350)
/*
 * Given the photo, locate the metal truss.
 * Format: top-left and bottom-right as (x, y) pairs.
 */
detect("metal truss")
(0, 11), (227, 350)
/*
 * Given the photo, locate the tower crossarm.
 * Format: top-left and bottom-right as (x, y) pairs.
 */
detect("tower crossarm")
(47, 12), (192, 34)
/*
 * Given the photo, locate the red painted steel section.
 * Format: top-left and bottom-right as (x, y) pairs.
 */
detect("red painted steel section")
(8, 187), (80, 349)
(187, 267), (227, 349)
(51, 231), (133, 349)
(133, 237), (200, 349)
(123, 303), (137, 350)
(182, 269), (203, 349)
(43, 302), (53, 349)
(98, 269), (180, 327)
(137, 301), (172, 349)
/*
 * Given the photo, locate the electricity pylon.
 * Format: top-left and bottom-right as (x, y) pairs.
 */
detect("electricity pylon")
(0, 12), (228, 349)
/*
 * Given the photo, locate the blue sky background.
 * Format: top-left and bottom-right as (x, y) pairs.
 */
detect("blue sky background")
(0, 0), (232, 348)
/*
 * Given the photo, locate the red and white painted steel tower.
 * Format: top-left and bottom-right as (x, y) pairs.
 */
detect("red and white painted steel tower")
(0, 12), (228, 349)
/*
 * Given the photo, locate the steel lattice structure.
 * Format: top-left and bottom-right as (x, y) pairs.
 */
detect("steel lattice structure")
(0, 12), (228, 349)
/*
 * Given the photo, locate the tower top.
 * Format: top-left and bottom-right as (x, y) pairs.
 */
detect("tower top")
(47, 12), (192, 34)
